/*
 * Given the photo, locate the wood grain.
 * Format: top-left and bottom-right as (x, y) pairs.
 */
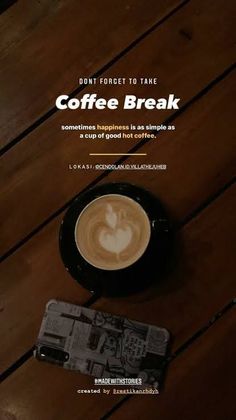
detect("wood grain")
(0, 0), (235, 417)
(0, 0), (182, 149)
(0, 183), (235, 420)
(92, 183), (236, 350)
(97, 70), (236, 224)
(0, 217), (91, 373)
(0, 1), (67, 57)
(1, 73), (235, 372)
(108, 307), (236, 420)
(0, 359), (122, 420)
(0, 0), (16, 16)
(1, 0), (235, 255)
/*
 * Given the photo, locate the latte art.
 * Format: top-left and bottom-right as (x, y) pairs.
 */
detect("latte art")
(75, 194), (151, 270)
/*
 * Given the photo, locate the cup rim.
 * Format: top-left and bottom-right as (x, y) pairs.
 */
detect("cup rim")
(74, 193), (151, 271)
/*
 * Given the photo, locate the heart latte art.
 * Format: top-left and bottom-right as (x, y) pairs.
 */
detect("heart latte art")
(75, 194), (151, 270)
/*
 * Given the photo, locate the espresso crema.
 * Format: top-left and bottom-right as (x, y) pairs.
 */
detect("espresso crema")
(75, 194), (151, 270)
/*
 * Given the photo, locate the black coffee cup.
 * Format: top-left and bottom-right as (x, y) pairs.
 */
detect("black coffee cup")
(59, 183), (170, 297)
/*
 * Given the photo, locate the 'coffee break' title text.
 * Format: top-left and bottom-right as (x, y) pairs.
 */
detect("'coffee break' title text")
(55, 94), (180, 110)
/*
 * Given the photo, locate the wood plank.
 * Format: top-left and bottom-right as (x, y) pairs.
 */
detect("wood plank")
(92, 184), (236, 351)
(0, 73), (235, 372)
(97, 70), (236, 224)
(0, 359), (122, 420)
(0, 217), (91, 373)
(0, 0), (182, 149)
(108, 307), (236, 420)
(0, 1), (67, 57)
(1, 0), (235, 255)
(0, 0), (16, 16)
(0, 184), (235, 420)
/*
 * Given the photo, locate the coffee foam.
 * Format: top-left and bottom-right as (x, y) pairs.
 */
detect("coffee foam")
(75, 194), (151, 270)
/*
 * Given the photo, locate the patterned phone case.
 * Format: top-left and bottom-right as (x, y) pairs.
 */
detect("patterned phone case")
(34, 300), (170, 391)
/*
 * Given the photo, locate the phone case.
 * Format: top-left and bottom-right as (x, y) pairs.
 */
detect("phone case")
(34, 300), (170, 390)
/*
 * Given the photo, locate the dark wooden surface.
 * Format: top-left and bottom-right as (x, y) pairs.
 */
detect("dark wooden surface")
(109, 307), (236, 420)
(0, 1), (235, 419)
(1, 72), (235, 373)
(1, 0), (235, 255)
(0, 0), (181, 149)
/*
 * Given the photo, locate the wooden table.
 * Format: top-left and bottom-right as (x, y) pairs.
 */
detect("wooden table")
(0, 1), (235, 419)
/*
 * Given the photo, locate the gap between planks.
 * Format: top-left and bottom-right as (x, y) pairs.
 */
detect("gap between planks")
(100, 299), (236, 420)
(0, 174), (235, 382)
(0, 291), (101, 382)
(0, 0), (191, 157)
(0, 62), (235, 264)
(0, 0), (16, 15)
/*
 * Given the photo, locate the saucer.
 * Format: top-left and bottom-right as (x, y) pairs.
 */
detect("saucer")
(59, 183), (170, 297)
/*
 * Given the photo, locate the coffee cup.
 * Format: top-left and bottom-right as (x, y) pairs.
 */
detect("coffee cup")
(59, 183), (170, 296)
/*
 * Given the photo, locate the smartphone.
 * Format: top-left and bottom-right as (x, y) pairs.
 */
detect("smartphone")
(34, 300), (170, 391)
